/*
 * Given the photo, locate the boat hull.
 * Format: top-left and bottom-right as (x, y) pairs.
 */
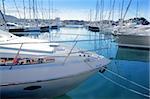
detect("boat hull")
(88, 26), (100, 32)
(1, 69), (98, 98)
(117, 34), (150, 49)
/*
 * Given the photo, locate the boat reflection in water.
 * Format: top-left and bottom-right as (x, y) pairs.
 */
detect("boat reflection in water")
(116, 47), (149, 62)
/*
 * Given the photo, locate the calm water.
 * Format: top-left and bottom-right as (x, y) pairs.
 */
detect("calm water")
(26, 27), (149, 99)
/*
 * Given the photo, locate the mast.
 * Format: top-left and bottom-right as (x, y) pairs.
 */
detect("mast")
(122, 0), (133, 20)
(136, 0), (139, 18)
(13, 0), (21, 19)
(51, 0), (54, 19)
(2, 0), (5, 16)
(111, 0), (115, 21)
(100, 0), (104, 21)
(32, 0), (38, 26)
(41, 0), (44, 19)
(0, 10), (7, 28)
(89, 9), (92, 22)
(120, 0), (124, 20)
(108, 0), (112, 27)
(29, 0), (31, 21)
(118, 0), (121, 19)
(35, 0), (38, 26)
(49, 0), (51, 22)
(1, 0), (7, 29)
(32, 0), (35, 20)
(23, 0), (26, 20)
(95, 0), (99, 21)
(100, 0), (104, 30)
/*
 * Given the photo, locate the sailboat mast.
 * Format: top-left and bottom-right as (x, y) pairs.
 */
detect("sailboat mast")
(2, 0), (5, 16)
(108, 0), (112, 21)
(32, 0), (35, 20)
(95, 0), (99, 21)
(51, 0), (54, 19)
(89, 9), (92, 22)
(0, 10), (7, 28)
(136, 0), (139, 18)
(111, 0), (115, 21)
(41, 0), (44, 19)
(29, 0), (31, 21)
(122, 0), (133, 20)
(1, 0), (7, 29)
(120, 0), (124, 20)
(49, 0), (51, 21)
(23, 0), (26, 20)
(35, 0), (38, 26)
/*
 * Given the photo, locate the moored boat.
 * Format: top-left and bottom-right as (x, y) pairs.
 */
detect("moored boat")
(0, 30), (110, 98)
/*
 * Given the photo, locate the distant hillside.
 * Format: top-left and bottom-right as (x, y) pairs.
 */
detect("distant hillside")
(0, 14), (18, 23)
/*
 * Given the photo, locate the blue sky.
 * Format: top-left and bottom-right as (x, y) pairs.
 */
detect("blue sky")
(0, 0), (149, 21)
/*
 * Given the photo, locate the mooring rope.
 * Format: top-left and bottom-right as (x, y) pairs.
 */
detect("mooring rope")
(84, 61), (150, 98)
(99, 73), (150, 98)
(104, 67), (150, 91)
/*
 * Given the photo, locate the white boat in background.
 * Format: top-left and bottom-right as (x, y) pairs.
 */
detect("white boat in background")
(113, 25), (150, 49)
(65, 24), (84, 28)
(0, 30), (110, 98)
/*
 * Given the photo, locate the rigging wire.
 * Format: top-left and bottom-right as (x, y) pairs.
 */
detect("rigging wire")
(122, 0), (133, 20)
(63, 35), (79, 65)
(13, 0), (21, 19)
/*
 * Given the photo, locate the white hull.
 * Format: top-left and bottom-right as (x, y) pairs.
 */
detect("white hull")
(1, 69), (97, 98)
(117, 34), (150, 49)
(0, 55), (110, 98)
(0, 29), (110, 98)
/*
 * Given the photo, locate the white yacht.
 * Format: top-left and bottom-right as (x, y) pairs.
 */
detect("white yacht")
(0, 30), (110, 98)
(113, 25), (150, 49)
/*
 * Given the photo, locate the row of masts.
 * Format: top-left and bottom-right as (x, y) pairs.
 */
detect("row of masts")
(87, 0), (140, 32)
(1, 0), (55, 22)
(89, 0), (139, 22)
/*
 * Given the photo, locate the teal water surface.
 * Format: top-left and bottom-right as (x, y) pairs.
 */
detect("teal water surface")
(27, 27), (149, 99)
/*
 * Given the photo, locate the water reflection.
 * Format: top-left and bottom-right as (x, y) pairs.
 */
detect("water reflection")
(54, 94), (72, 99)
(116, 47), (149, 62)
(23, 27), (149, 99)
